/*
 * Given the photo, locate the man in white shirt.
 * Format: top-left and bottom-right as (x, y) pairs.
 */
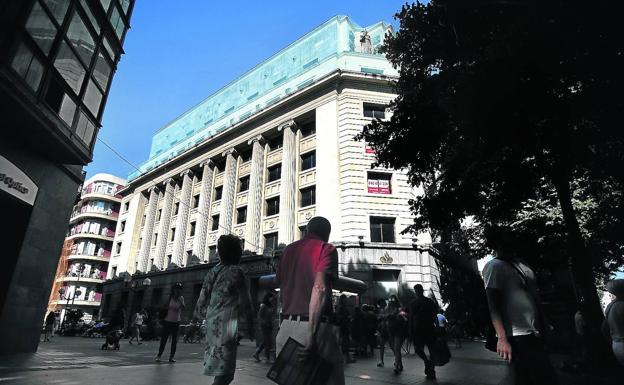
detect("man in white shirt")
(483, 226), (558, 384)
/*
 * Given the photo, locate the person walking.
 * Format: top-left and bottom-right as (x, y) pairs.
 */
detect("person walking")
(43, 311), (55, 342)
(253, 291), (276, 363)
(408, 284), (438, 380)
(336, 294), (355, 364)
(386, 295), (408, 374)
(483, 226), (558, 385)
(194, 234), (254, 385)
(602, 279), (624, 365)
(376, 298), (390, 368)
(156, 283), (185, 363)
(275, 216), (344, 385)
(129, 309), (145, 344)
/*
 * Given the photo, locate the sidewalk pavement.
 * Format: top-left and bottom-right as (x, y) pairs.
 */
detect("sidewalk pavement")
(0, 336), (617, 384)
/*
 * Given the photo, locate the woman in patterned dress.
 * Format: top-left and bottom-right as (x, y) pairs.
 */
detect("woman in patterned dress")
(194, 235), (254, 385)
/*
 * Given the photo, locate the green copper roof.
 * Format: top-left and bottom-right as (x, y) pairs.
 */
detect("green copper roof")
(129, 15), (397, 180)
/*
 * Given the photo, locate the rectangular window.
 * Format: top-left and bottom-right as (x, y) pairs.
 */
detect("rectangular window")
(240, 149), (252, 162)
(115, 242), (121, 254)
(11, 42), (44, 91)
(119, 220), (126, 232)
(370, 217), (396, 243)
(367, 172), (392, 194)
(83, 79), (103, 117)
(300, 186), (316, 207)
(189, 221), (196, 237)
(74, 110), (96, 146)
(214, 158), (226, 173)
(166, 254), (172, 266)
(25, 2), (58, 55)
(214, 186), (223, 201)
(264, 232), (278, 254)
(153, 233), (158, 246)
(301, 151), (316, 171)
(192, 194), (200, 208)
(141, 215), (146, 226)
(123, 201), (130, 212)
(269, 135), (283, 150)
(54, 40), (86, 94)
(174, 202), (180, 215)
(170, 228), (176, 241)
(238, 176), (250, 192)
(300, 121), (316, 137)
(363, 103), (386, 119)
(267, 164), (281, 182)
(208, 245), (217, 260)
(66, 10), (96, 66)
(157, 208), (162, 221)
(111, 266), (117, 277)
(237, 206), (247, 224)
(266, 197), (280, 216)
(211, 215), (219, 231)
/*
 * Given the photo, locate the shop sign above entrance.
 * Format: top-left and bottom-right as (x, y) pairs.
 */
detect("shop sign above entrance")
(0, 155), (38, 206)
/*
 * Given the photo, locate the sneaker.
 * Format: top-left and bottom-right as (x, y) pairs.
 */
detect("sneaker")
(129, 340), (133, 344)
(169, 358), (176, 363)
(138, 342), (142, 345)
(377, 361), (384, 367)
(252, 353), (261, 362)
(155, 356), (161, 362)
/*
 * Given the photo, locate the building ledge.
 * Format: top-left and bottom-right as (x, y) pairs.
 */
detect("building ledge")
(56, 277), (105, 284)
(67, 254), (110, 263)
(80, 192), (123, 203)
(66, 233), (114, 242)
(69, 212), (119, 224)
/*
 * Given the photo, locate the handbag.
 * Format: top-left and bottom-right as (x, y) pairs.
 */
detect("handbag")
(431, 336), (451, 366)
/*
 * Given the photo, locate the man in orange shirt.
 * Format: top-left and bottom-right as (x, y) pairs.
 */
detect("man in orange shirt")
(275, 216), (344, 385)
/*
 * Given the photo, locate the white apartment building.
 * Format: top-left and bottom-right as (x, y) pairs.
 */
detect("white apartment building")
(109, 16), (439, 302)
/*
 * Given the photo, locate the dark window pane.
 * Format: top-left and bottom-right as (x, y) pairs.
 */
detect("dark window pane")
(240, 149), (252, 162)
(214, 186), (223, 201)
(189, 222), (196, 237)
(83, 79), (102, 116)
(211, 215), (219, 231)
(269, 135), (282, 150)
(266, 197), (280, 216)
(300, 121), (316, 137)
(370, 217), (395, 243)
(79, 0), (99, 32)
(208, 245), (217, 259)
(43, 0), (70, 24)
(264, 233), (278, 253)
(93, 51), (112, 90)
(67, 10), (95, 65)
(363, 103), (386, 119)
(11, 42), (44, 91)
(170, 228), (175, 241)
(239, 176), (249, 192)
(54, 41), (86, 94)
(100, 0), (111, 12)
(109, 6), (126, 40)
(301, 151), (316, 171)
(174, 202), (179, 215)
(268, 164), (281, 182)
(192, 195), (200, 208)
(102, 36), (116, 62)
(237, 207), (247, 224)
(75, 110), (96, 145)
(25, 2), (57, 55)
(120, 0), (131, 14)
(300, 186), (316, 207)
(58, 94), (77, 125)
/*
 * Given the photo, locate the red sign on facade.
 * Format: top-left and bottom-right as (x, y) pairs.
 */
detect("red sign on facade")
(365, 146), (375, 154)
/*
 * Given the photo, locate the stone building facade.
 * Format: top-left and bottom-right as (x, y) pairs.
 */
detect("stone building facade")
(108, 16), (440, 309)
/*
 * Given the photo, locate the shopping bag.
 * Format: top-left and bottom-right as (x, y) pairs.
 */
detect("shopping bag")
(431, 337), (451, 366)
(267, 337), (332, 385)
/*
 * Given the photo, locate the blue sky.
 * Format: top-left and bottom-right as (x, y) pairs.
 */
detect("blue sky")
(85, 0), (409, 179)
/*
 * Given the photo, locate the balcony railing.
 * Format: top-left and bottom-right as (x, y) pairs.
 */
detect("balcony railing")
(71, 207), (119, 219)
(64, 270), (108, 280)
(81, 183), (124, 199)
(69, 248), (111, 258)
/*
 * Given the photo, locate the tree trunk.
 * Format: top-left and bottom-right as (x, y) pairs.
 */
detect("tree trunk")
(550, 172), (615, 368)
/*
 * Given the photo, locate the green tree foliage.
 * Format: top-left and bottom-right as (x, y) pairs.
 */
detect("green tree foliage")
(359, 0), (624, 364)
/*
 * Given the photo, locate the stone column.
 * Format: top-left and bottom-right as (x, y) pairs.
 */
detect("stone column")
(154, 178), (176, 269)
(172, 170), (194, 266)
(245, 135), (266, 253)
(278, 120), (297, 245)
(192, 160), (214, 261)
(218, 148), (238, 236)
(137, 186), (159, 272)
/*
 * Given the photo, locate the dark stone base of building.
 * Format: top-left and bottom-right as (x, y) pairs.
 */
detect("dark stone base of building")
(0, 140), (84, 355)
(101, 255), (274, 326)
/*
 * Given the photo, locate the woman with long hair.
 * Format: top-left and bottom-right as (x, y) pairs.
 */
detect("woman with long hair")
(156, 283), (185, 362)
(195, 235), (254, 385)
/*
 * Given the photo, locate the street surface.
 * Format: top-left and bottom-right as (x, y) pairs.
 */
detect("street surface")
(0, 336), (617, 384)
